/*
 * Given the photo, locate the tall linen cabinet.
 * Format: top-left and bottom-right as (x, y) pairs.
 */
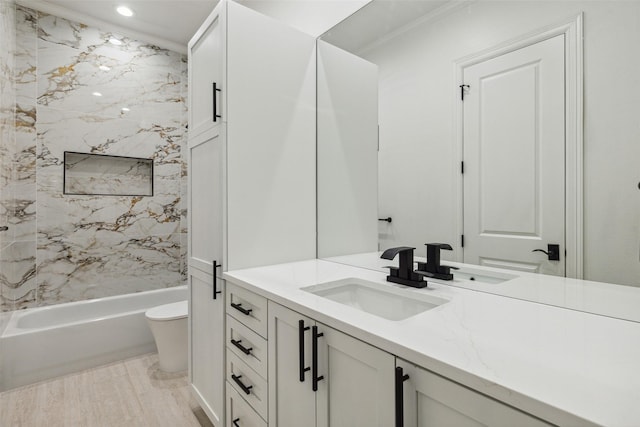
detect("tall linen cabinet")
(187, 1), (316, 425)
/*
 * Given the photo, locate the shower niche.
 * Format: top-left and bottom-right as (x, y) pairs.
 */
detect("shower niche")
(63, 151), (154, 196)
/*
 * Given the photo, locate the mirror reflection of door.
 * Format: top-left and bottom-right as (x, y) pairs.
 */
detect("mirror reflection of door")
(462, 35), (565, 276)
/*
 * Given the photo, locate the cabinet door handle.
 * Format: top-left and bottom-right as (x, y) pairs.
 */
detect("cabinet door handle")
(212, 260), (222, 300)
(232, 419), (240, 427)
(299, 320), (310, 382)
(312, 326), (324, 392)
(230, 339), (253, 355)
(212, 82), (222, 122)
(231, 374), (253, 395)
(230, 302), (252, 316)
(395, 366), (410, 427)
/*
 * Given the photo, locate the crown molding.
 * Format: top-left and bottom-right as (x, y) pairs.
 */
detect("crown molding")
(357, 0), (475, 56)
(16, 0), (187, 54)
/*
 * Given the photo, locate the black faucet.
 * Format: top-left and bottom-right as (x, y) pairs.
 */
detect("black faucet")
(380, 246), (427, 288)
(416, 243), (458, 281)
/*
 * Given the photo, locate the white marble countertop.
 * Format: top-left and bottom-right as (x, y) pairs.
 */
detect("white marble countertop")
(326, 251), (640, 323)
(224, 259), (640, 427)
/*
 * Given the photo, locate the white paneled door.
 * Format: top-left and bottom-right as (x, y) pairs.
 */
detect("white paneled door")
(463, 35), (565, 276)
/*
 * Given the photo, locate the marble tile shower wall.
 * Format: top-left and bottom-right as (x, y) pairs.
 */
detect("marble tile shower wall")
(0, 6), (188, 311)
(0, 0), (17, 316)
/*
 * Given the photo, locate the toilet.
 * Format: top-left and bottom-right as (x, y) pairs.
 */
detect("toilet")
(145, 300), (188, 372)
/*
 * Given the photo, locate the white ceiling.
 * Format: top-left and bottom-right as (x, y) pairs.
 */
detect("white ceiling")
(18, 0), (219, 52)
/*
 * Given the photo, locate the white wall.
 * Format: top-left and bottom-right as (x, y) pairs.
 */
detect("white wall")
(238, 0), (369, 37)
(363, 1), (640, 286)
(226, 2), (317, 270)
(317, 40), (378, 258)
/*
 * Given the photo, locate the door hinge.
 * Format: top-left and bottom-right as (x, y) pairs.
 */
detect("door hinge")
(461, 235), (465, 248)
(461, 161), (464, 174)
(459, 84), (470, 101)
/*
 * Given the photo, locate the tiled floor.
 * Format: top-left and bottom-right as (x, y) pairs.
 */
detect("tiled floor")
(0, 353), (214, 427)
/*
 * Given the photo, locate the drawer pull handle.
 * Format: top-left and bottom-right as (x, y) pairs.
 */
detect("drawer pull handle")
(230, 339), (253, 355)
(231, 302), (253, 316)
(395, 366), (410, 427)
(212, 82), (221, 122)
(299, 320), (310, 382)
(233, 419), (240, 427)
(312, 325), (324, 392)
(212, 260), (222, 300)
(231, 374), (253, 395)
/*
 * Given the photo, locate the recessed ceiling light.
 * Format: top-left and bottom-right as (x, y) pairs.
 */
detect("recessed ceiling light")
(109, 37), (122, 46)
(92, 92), (103, 97)
(116, 6), (133, 17)
(99, 65), (110, 71)
(121, 107), (130, 112)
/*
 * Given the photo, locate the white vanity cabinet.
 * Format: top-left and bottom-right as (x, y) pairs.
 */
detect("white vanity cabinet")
(187, 1), (316, 425)
(396, 359), (551, 427)
(268, 301), (395, 427)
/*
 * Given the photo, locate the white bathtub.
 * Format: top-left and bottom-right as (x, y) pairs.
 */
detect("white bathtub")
(0, 286), (187, 391)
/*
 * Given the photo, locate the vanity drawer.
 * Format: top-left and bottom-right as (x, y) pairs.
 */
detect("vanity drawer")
(227, 315), (268, 379)
(226, 283), (268, 338)
(227, 351), (268, 420)
(226, 381), (267, 427)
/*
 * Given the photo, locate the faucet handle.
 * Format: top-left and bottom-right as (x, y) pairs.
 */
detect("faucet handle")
(424, 243), (453, 251)
(380, 246), (415, 260)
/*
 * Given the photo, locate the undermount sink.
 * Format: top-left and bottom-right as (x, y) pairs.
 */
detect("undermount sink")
(302, 278), (448, 321)
(452, 268), (517, 284)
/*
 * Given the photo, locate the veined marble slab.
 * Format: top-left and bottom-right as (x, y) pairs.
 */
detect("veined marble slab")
(1, 6), (187, 312)
(36, 12), (183, 123)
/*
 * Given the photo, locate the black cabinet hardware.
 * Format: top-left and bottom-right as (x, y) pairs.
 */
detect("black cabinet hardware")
(212, 82), (221, 122)
(231, 374), (253, 395)
(0, 226), (8, 231)
(230, 302), (253, 316)
(230, 339), (253, 355)
(395, 366), (410, 427)
(299, 320), (311, 382)
(232, 418), (240, 427)
(212, 260), (222, 300)
(532, 244), (560, 261)
(312, 326), (324, 392)
(378, 217), (392, 223)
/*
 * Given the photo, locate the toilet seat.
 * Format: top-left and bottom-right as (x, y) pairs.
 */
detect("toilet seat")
(145, 300), (188, 321)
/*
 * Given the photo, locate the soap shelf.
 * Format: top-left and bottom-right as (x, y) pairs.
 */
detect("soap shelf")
(63, 151), (154, 196)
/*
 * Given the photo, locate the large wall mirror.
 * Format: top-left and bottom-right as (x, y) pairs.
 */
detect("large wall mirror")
(317, 0), (640, 319)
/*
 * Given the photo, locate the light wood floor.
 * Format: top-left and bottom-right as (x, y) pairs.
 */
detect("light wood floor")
(0, 353), (214, 427)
